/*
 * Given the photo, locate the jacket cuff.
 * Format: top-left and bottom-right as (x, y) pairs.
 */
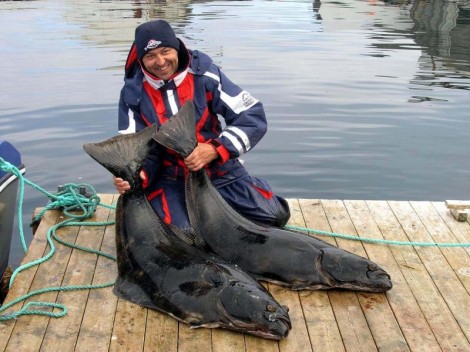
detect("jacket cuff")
(209, 139), (230, 164)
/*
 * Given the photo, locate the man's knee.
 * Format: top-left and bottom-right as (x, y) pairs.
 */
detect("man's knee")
(273, 196), (291, 228)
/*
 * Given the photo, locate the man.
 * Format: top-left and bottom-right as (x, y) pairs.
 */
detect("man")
(114, 19), (290, 228)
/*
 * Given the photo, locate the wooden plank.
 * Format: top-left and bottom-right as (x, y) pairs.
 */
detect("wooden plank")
(275, 199), (313, 352)
(409, 201), (470, 340)
(445, 200), (470, 209)
(445, 200), (470, 221)
(211, 329), (246, 352)
(40, 194), (115, 351)
(4, 211), (81, 352)
(296, 199), (345, 352)
(0, 209), (61, 352)
(366, 201), (440, 352)
(109, 299), (147, 352)
(274, 284), (312, 352)
(177, 322), (212, 352)
(450, 208), (467, 222)
(387, 201), (469, 351)
(245, 334), (279, 352)
(320, 199), (378, 352)
(321, 200), (368, 256)
(344, 200), (410, 352)
(143, 310), (178, 352)
(297, 199), (338, 246)
(74, 195), (119, 352)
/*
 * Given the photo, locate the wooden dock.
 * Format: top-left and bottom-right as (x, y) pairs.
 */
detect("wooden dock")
(1, 196), (469, 351)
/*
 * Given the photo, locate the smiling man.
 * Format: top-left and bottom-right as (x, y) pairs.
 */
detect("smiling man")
(114, 19), (290, 229)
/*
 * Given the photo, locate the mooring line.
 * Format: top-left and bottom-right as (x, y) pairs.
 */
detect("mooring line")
(284, 225), (470, 247)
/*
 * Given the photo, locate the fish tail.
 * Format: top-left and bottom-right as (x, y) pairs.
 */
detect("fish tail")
(83, 125), (156, 186)
(153, 100), (198, 158)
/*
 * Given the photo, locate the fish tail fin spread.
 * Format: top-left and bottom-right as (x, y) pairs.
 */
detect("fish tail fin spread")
(83, 125), (156, 187)
(153, 100), (197, 158)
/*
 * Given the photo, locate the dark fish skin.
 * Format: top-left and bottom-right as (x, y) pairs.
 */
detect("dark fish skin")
(154, 101), (393, 293)
(83, 123), (291, 340)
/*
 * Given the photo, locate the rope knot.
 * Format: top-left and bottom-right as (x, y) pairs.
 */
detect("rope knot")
(0, 157), (17, 173)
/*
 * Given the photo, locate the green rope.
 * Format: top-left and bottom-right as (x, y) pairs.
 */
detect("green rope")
(285, 225), (470, 247)
(0, 157), (117, 321)
(0, 282), (115, 321)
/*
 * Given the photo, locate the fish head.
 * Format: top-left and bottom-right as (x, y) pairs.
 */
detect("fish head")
(218, 280), (291, 340)
(320, 249), (393, 292)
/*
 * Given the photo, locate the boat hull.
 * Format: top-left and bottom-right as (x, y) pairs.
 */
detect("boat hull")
(0, 141), (25, 286)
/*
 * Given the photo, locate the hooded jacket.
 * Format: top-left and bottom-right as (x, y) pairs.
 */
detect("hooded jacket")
(118, 40), (268, 187)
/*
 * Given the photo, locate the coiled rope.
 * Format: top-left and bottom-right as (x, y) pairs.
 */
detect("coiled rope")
(0, 157), (116, 321)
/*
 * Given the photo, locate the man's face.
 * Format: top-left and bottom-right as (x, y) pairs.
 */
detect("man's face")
(142, 46), (179, 80)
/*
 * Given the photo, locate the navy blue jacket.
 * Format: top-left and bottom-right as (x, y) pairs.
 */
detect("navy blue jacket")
(118, 40), (267, 188)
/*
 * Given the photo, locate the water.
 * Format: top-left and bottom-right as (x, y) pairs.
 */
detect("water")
(1, 0), (469, 267)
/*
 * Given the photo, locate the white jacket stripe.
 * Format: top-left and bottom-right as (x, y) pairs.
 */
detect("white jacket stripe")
(167, 90), (179, 115)
(220, 131), (245, 155)
(119, 109), (137, 134)
(226, 126), (251, 151)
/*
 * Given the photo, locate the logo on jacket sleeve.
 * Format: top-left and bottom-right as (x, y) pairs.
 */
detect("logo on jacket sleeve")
(145, 40), (162, 52)
(242, 92), (256, 107)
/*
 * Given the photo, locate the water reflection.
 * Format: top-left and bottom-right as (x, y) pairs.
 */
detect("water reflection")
(410, 0), (470, 92)
(312, 0), (470, 99)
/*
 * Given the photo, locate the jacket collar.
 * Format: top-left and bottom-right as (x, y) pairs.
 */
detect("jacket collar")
(142, 65), (189, 90)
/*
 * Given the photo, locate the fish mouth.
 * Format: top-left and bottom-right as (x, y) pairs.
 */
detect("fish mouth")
(365, 264), (393, 291)
(238, 313), (291, 340)
(261, 308), (291, 339)
(318, 250), (393, 292)
(217, 300), (291, 340)
(250, 321), (290, 340)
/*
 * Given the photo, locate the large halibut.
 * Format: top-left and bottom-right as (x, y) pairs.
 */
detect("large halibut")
(154, 101), (393, 293)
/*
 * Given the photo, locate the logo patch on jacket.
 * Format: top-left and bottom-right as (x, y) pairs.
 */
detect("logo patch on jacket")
(242, 92), (256, 107)
(145, 40), (162, 52)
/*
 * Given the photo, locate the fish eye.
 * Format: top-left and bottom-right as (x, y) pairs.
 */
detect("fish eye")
(266, 304), (277, 312)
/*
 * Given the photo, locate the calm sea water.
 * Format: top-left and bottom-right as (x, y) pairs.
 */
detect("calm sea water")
(1, 0), (470, 267)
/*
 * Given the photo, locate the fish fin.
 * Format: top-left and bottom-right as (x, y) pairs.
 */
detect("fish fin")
(113, 276), (161, 311)
(83, 124), (156, 187)
(153, 100), (197, 158)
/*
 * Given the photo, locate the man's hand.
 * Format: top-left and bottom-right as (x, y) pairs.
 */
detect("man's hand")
(184, 143), (218, 171)
(113, 171), (147, 194)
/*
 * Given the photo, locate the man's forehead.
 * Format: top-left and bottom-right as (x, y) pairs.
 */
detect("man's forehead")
(144, 46), (175, 55)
